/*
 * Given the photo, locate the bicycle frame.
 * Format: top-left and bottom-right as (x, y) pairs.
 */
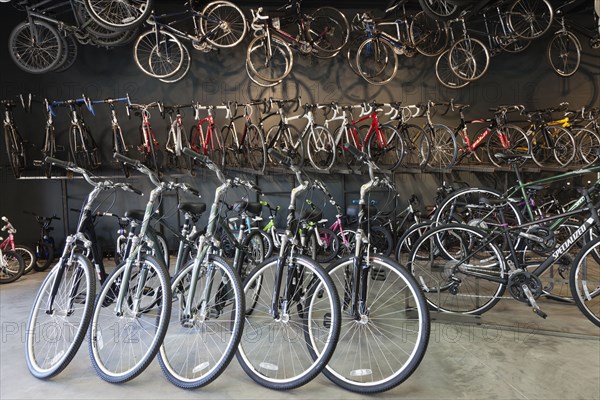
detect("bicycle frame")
(190, 105), (222, 155)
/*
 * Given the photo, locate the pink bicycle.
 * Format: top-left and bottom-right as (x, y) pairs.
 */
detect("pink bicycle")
(1, 216), (36, 274)
(0, 217), (30, 282)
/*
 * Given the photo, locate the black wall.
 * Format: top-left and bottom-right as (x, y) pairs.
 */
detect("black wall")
(1, 1), (599, 249)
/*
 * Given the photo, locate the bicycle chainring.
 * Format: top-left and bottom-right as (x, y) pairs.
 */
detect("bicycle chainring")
(507, 271), (543, 302)
(525, 226), (556, 255)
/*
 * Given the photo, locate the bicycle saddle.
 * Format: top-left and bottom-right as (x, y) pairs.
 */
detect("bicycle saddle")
(124, 210), (145, 223)
(178, 203), (207, 217)
(232, 200), (262, 216)
(298, 207), (323, 223)
(494, 152), (531, 163)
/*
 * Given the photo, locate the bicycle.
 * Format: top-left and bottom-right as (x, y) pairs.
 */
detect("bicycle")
(221, 101), (267, 174)
(31, 97), (59, 178)
(128, 101), (163, 174)
(133, 1), (246, 80)
(163, 104), (192, 173)
(2, 95), (28, 179)
(222, 147), (341, 390)
(25, 156), (141, 379)
(245, 3), (348, 85)
(0, 216), (36, 274)
(408, 155), (600, 322)
(91, 96), (131, 177)
(8, 0), (137, 73)
(24, 211), (59, 271)
(189, 103), (225, 169)
(52, 96), (100, 170)
(320, 143), (429, 393)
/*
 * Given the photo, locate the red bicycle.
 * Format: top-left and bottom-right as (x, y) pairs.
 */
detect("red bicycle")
(129, 101), (163, 174)
(0, 216), (35, 275)
(189, 103), (225, 169)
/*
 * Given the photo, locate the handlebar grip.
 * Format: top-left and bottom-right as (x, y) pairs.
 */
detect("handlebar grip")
(127, 185), (144, 196)
(114, 152), (141, 167)
(69, 208), (80, 213)
(267, 148), (292, 166)
(182, 147), (209, 164)
(184, 185), (201, 197)
(45, 157), (75, 169)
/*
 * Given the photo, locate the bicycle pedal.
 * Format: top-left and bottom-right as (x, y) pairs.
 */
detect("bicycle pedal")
(532, 307), (547, 319)
(33, 160), (43, 167)
(142, 286), (156, 297)
(323, 312), (331, 329)
(371, 267), (387, 281)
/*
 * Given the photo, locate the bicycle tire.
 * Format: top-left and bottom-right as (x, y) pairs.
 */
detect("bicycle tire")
(88, 254), (171, 383)
(547, 31), (581, 77)
(449, 37), (490, 82)
(508, 0), (553, 40)
(84, 0), (152, 30)
(9, 20), (63, 74)
(435, 48), (470, 89)
(113, 126), (130, 178)
(336, 229), (356, 258)
(417, 0), (462, 20)
(53, 33), (78, 73)
(4, 124), (25, 179)
(306, 125), (335, 171)
(0, 250), (24, 284)
(409, 223), (507, 314)
(570, 236), (600, 327)
(346, 33), (366, 77)
(237, 231), (266, 314)
(396, 221), (434, 263)
(367, 124), (403, 171)
(368, 225), (394, 257)
(159, 43), (191, 84)
(551, 126), (576, 167)
(33, 242), (54, 271)
(573, 127), (600, 167)
(158, 254), (244, 388)
(25, 253), (94, 378)
(398, 123), (431, 169)
(246, 35), (293, 83)
(315, 226), (340, 263)
(134, 30), (184, 79)
(243, 123), (267, 173)
(42, 125), (56, 178)
(494, 21), (531, 53)
(322, 256), (430, 393)
(309, 6), (350, 57)
(236, 255), (341, 390)
(200, 1), (247, 48)
(410, 11), (448, 57)
(426, 124), (458, 169)
(356, 37), (398, 85)
(487, 124), (530, 167)
(69, 124), (98, 170)
(14, 245), (36, 274)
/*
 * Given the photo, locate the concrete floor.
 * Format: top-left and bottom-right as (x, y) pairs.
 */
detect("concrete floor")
(1, 268), (599, 400)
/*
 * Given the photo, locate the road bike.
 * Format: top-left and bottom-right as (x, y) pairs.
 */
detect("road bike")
(189, 103), (225, 169)
(91, 96), (131, 177)
(163, 104), (192, 173)
(2, 96), (28, 178)
(128, 101), (163, 174)
(221, 101), (267, 173)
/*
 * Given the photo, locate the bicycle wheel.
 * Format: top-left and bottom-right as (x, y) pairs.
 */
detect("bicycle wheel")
(570, 237), (600, 327)
(34, 242), (54, 272)
(242, 123), (266, 173)
(9, 20), (63, 74)
(427, 124), (458, 169)
(547, 31), (581, 77)
(236, 255), (340, 390)
(306, 125), (335, 171)
(487, 124), (530, 167)
(4, 124), (26, 179)
(113, 127), (131, 178)
(396, 222), (433, 264)
(246, 35), (293, 83)
(409, 223), (507, 314)
(14, 245), (36, 274)
(367, 124), (403, 171)
(25, 254), (94, 378)
(200, 1), (247, 48)
(266, 125), (304, 167)
(158, 255), (243, 388)
(346, 33), (366, 77)
(134, 30), (184, 79)
(208, 126), (225, 168)
(494, 21), (531, 53)
(323, 256), (429, 393)
(0, 250), (24, 284)
(53, 33), (78, 72)
(158, 43), (191, 84)
(409, 11), (448, 57)
(573, 127), (600, 167)
(356, 37), (398, 85)
(42, 125), (56, 178)
(84, 0), (152, 30)
(418, 0), (462, 20)
(337, 229), (356, 258)
(508, 0), (553, 39)
(315, 227), (340, 263)
(309, 6), (349, 57)
(449, 37), (490, 82)
(220, 123), (238, 168)
(368, 225), (394, 257)
(551, 126), (576, 167)
(238, 231), (266, 314)
(88, 254), (171, 383)
(399, 123), (431, 168)
(435, 48), (470, 89)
